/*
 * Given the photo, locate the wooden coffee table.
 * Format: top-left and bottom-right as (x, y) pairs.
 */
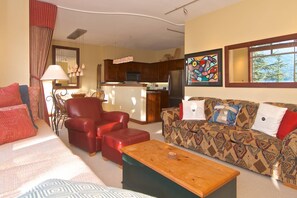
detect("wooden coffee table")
(121, 140), (240, 198)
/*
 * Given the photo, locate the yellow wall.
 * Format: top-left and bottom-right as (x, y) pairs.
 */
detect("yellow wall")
(0, 0), (29, 86)
(49, 40), (184, 92)
(185, 0), (297, 103)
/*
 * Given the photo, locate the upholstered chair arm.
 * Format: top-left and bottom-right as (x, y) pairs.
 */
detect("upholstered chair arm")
(160, 107), (180, 126)
(280, 129), (297, 187)
(101, 111), (130, 128)
(65, 117), (96, 134)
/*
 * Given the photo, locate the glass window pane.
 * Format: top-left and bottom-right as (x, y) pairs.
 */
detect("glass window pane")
(272, 47), (294, 54)
(252, 54), (295, 82)
(251, 50), (271, 57)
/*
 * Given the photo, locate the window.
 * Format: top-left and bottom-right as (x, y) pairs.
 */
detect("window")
(250, 39), (297, 83)
(225, 33), (297, 88)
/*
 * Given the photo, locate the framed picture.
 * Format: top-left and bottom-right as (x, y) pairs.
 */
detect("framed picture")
(185, 48), (222, 86)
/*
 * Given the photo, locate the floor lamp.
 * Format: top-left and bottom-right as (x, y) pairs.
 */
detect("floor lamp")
(41, 65), (69, 135)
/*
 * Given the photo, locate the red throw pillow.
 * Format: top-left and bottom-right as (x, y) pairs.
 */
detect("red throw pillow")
(179, 102), (183, 119)
(277, 110), (297, 140)
(0, 83), (23, 108)
(0, 104), (37, 145)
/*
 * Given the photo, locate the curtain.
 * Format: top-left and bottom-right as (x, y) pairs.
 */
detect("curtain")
(29, 0), (57, 125)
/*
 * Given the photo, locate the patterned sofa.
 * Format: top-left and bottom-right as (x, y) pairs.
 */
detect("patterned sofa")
(161, 97), (297, 188)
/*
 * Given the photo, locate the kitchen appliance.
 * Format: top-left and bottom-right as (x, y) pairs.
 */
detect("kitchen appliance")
(168, 70), (185, 107)
(126, 72), (141, 82)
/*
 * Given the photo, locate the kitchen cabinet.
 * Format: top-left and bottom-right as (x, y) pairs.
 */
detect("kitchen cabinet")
(104, 59), (119, 82)
(169, 59), (184, 70)
(146, 91), (161, 122)
(146, 90), (168, 122)
(159, 90), (169, 109)
(157, 61), (169, 82)
(104, 59), (184, 82)
(141, 63), (158, 82)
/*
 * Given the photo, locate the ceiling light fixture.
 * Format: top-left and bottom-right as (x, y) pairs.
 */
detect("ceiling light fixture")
(57, 6), (184, 27)
(67, 28), (87, 40)
(165, 0), (200, 15)
(113, 56), (134, 64)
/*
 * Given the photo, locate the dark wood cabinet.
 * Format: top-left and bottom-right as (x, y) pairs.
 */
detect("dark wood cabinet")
(104, 59), (184, 82)
(146, 92), (161, 122)
(141, 63), (158, 82)
(104, 59), (119, 82)
(169, 59), (184, 70)
(157, 61), (169, 82)
(159, 90), (168, 109)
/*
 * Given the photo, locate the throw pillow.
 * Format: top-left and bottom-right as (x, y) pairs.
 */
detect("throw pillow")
(179, 102), (183, 119)
(210, 103), (242, 126)
(277, 110), (297, 140)
(0, 104), (37, 145)
(28, 86), (40, 121)
(182, 100), (206, 120)
(252, 103), (287, 137)
(0, 83), (23, 108)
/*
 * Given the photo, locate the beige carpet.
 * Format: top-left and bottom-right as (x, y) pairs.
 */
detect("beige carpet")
(59, 122), (296, 198)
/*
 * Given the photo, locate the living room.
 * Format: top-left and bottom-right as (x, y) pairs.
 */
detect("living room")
(1, 0), (297, 197)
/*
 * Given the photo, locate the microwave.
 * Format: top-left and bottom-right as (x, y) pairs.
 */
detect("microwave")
(126, 72), (141, 81)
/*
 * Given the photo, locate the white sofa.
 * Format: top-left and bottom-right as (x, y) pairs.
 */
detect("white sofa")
(1, 120), (153, 198)
(0, 119), (105, 197)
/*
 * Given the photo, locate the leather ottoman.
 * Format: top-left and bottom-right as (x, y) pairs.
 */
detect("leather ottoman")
(102, 128), (150, 165)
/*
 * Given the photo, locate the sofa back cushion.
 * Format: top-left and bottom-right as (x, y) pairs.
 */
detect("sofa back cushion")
(224, 99), (259, 130)
(265, 102), (297, 112)
(189, 97), (222, 121)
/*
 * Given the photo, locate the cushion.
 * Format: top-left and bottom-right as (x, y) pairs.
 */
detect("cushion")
(210, 103), (242, 126)
(0, 104), (37, 145)
(0, 83), (23, 108)
(179, 102), (183, 119)
(182, 100), (206, 120)
(252, 103), (287, 137)
(277, 110), (297, 140)
(28, 86), (40, 121)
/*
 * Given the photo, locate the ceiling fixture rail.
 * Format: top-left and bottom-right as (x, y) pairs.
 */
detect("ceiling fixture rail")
(165, 0), (200, 15)
(167, 28), (184, 35)
(57, 6), (184, 27)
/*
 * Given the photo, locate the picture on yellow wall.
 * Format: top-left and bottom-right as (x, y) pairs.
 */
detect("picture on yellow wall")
(185, 48), (222, 86)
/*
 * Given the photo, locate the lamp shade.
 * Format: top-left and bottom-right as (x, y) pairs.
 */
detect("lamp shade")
(41, 65), (69, 81)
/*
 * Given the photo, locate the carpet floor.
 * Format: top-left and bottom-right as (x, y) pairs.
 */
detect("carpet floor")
(59, 121), (296, 198)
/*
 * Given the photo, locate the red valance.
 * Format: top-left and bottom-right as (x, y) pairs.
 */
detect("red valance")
(30, 0), (57, 29)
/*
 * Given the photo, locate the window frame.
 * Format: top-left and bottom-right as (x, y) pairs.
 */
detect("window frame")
(225, 33), (297, 88)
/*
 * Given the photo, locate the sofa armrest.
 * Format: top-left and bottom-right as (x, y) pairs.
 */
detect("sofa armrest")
(281, 129), (297, 186)
(160, 107), (180, 125)
(101, 111), (130, 128)
(65, 117), (96, 133)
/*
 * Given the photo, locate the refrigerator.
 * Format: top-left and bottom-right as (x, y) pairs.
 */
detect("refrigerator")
(168, 70), (185, 107)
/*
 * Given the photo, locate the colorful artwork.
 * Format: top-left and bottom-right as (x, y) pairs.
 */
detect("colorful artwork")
(185, 49), (222, 86)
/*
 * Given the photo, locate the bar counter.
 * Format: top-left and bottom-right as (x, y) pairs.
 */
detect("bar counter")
(101, 83), (167, 123)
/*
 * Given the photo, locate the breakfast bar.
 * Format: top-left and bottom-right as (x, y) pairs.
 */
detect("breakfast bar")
(101, 83), (168, 123)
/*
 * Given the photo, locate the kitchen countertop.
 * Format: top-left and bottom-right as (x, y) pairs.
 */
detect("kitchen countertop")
(101, 83), (147, 87)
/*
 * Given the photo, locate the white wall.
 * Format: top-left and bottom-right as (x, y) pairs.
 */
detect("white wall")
(0, 0), (29, 86)
(185, 0), (297, 103)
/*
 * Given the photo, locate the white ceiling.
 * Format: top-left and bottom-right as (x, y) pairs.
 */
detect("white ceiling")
(40, 0), (241, 50)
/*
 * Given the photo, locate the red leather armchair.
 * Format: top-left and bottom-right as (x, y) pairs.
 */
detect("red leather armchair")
(64, 97), (129, 156)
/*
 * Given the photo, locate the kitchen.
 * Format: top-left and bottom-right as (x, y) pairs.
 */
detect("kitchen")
(101, 59), (184, 123)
